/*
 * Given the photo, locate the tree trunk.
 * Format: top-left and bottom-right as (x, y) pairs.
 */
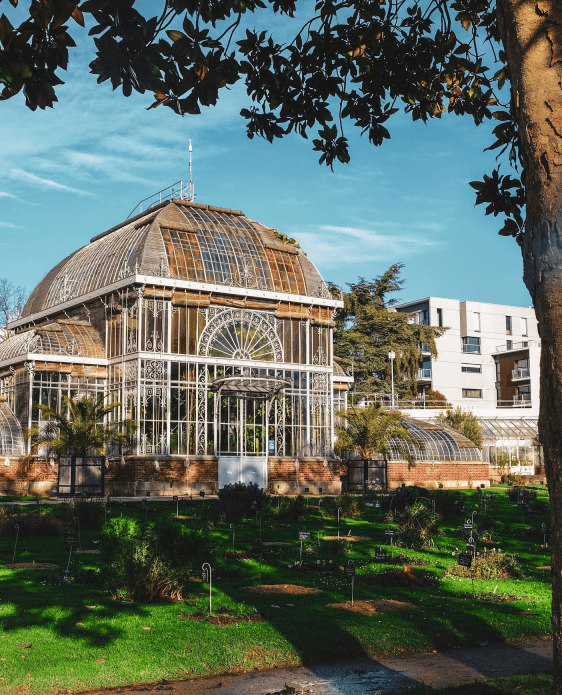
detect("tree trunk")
(499, 2), (562, 692)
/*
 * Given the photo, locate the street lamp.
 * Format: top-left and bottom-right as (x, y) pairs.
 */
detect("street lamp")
(388, 351), (396, 408)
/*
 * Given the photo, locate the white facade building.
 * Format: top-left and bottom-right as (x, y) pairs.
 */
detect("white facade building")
(394, 297), (540, 416)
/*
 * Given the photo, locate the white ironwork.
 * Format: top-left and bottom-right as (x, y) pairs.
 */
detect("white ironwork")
(198, 309), (283, 362)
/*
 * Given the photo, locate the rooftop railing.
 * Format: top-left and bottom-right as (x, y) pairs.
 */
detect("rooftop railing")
(495, 340), (540, 353)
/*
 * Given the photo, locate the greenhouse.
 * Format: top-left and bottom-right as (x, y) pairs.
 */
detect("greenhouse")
(0, 196), (349, 496)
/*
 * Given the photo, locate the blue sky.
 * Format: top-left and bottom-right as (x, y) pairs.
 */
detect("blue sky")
(0, 13), (531, 309)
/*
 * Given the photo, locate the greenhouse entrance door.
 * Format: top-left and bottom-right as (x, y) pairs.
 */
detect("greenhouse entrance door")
(217, 395), (269, 489)
(212, 373), (292, 490)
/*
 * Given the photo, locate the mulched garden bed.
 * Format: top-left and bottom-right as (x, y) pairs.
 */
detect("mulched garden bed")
(357, 566), (437, 588)
(327, 599), (418, 614)
(179, 609), (264, 626)
(243, 584), (322, 594)
(322, 535), (371, 541)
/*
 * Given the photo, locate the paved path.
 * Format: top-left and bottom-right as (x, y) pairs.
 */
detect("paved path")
(79, 638), (553, 695)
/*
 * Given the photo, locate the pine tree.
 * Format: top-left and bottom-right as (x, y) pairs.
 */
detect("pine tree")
(330, 264), (445, 397)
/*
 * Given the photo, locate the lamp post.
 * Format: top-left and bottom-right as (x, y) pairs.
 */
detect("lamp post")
(388, 351), (396, 408)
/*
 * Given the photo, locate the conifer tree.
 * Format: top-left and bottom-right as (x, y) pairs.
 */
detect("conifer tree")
(330, 264), (445, 397)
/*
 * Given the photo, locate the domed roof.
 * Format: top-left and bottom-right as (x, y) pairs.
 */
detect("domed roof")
(22, 200), (329, 319)
(388, 417), (482, 462)
(0, 321), (105, 363)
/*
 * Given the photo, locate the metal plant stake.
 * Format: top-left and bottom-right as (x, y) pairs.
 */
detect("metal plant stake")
(11, 524), (19, 565)
(201, 563), (212, 614)
(337, 507), (343, 538)
(74, 516), (81, 550)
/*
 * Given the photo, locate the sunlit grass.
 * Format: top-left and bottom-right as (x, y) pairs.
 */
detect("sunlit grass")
(0, 486), (553, 693)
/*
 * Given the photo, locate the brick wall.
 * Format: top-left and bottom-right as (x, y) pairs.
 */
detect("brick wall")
(104, 456), (219, 496)
(268, 457), (342, 495)
(0, 457), (57, 496)
(387, 461), (491, 489)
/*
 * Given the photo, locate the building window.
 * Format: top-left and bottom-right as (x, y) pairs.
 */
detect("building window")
(506, 340), (513, 350)
(506, 315), (512, 335)
(463, 388), (482, 398)
(419, 309), (429, 326)
(462, 336), (481, 354)
(437, 308), (443, 327)
(462, 365), (482, 373)
(522, 317), (528, 336)
(473, 312), (480, 332)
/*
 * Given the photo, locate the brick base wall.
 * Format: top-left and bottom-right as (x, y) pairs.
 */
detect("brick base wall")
(0, 457), (57, 496)
(387, 461), (491, 489)
(104, 457), (219, 496)
(268, 458), (341, 495)
(0, 456), (343, 497)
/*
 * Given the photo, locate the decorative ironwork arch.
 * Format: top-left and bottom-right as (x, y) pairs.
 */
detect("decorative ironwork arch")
(198, 309), (283, 362)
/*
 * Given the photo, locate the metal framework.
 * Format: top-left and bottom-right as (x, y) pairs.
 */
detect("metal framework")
(0, 200), (344, 472)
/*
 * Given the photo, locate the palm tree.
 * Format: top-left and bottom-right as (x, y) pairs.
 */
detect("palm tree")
(335, 403), (417, 471)
(25, 394), (135, 458)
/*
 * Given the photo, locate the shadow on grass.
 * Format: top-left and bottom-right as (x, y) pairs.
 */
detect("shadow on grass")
(0, 570), (148, 648)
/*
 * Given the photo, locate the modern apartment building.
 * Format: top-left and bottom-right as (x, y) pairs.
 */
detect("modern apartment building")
(390, 298), (541, 472)
(393, 297), (540, 415)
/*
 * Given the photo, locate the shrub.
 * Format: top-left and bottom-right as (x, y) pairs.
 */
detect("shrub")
(49, 500), (104, 529)
(507, 486), (537, 503)
(217, 482), (269, 522)
(101, 517), (207, 602)
(322, 538), (351, 555)
(322, 493), (364, 519)
(0, 512), (63, 537)
(448, 550), (521, 580)
(396, 501), (442, 549)
(474, 516), (504, 542)
(265, 495), (308, 521)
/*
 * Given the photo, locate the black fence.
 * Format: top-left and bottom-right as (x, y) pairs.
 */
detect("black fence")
(347, 458), (387, 493)
(58, 456), (105, 496)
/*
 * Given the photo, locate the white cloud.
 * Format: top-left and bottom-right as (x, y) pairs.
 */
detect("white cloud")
(0, 192), (18, 200)
(0, 221), (23, 229)
(295, 223), (443, 269)
(9, 170), (92, 196)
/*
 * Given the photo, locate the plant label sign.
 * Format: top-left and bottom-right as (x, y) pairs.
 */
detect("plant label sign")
(385, 529), (396, 538)
(466, 543), (476, 553)
(345, 566), (355, 577)
(65, 533), (76, 547)
(375, 550), (387, 561)
(253, 540), (263, 552)
(299, 531), (310, 540)
(173, 495), (178, 502)
(201, 569), (208, 582)
(463, 520), (473, 530)
(526, 511), (535, 519)
(458, 553), (473, 568)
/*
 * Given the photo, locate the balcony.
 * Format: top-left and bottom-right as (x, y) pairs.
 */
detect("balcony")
(416, 368), (431, 380)
(462, 344), (481, 354)
(496, 396), (533, 408)
(511, 367), (530, 380)
(494, 340), (540, 353)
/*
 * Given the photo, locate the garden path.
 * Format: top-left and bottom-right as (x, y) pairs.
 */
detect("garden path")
(74, 637), (552, 695)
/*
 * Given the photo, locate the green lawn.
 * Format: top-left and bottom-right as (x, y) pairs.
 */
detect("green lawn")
(0, 486), (554, 693)
(404, 672), (552, 695)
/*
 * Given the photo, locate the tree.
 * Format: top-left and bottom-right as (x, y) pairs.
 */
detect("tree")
(0, 278), (27, 343)
(5, 0), (562, 687)
(25, 393), (135, 458)
(335, 403), (416, 464)
(330, 265), (445, 397)
(436, 406), (483, 448)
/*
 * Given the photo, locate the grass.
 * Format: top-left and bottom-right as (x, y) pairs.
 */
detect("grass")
(404, 672), (552, 695)
(0, 485), (554, 693)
